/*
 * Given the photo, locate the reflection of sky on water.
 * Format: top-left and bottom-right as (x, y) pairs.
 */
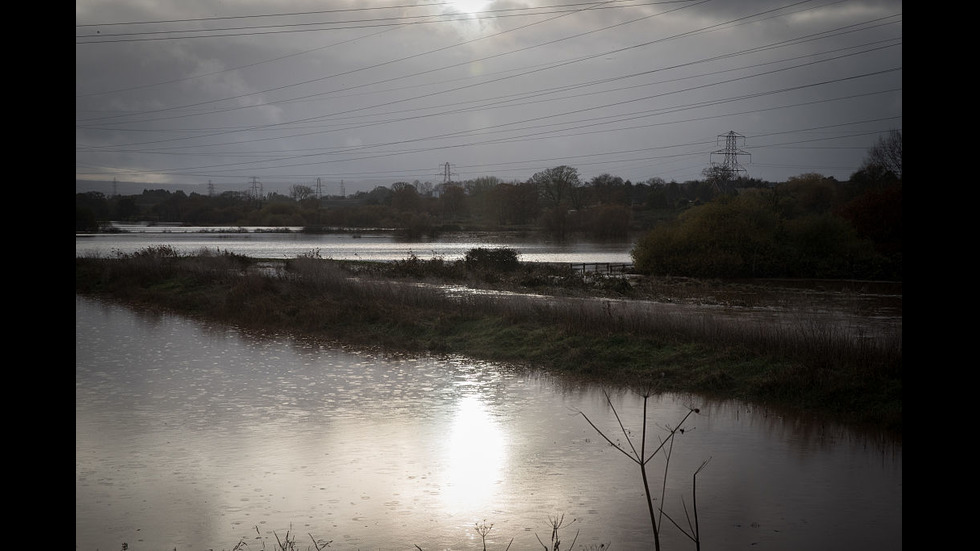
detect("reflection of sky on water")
(75, 229), (635, 263)
(76, 296), (901, 551)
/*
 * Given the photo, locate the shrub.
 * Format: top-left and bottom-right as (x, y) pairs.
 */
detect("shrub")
(782, 214), (884, 279)
(630, 193), (890, 280)
(129, 244), (181, 259)
(464, 247), (520, 272)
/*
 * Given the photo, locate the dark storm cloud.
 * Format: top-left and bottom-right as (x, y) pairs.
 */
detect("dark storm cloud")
(76, 0), (901, 194)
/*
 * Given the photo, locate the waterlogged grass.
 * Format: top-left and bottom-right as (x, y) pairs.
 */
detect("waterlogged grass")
(75, 247), (901, 435)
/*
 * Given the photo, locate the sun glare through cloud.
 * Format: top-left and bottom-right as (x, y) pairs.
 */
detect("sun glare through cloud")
(448, 0), (491, 15)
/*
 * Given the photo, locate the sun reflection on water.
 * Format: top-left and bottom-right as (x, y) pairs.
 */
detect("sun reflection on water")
(442, 393), (508, 514)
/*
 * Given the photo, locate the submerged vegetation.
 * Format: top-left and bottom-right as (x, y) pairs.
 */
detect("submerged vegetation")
(75, 246), (901, 436)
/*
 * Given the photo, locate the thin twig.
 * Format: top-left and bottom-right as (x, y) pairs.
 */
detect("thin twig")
(659, 457), (712, 548)
(580, 393), (702, 551)
(607, 390), (641, 460)
(579, 411), (640, 464)
(693, 457), (711, 551)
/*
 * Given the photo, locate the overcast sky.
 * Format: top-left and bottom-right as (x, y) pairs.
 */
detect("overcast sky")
(76, 0), (902, 196)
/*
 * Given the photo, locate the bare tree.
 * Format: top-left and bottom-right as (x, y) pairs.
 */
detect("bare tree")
(589, 173), (625, 205)
(864, 129), (902, 180)
(529, 166), (582, 240)
(531, 165), (581, 208)
(289, 184), (315, 201)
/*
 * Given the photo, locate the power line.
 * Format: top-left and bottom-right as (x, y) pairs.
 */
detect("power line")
(75, 1), (687, 43)
(76, 0), (901, 185)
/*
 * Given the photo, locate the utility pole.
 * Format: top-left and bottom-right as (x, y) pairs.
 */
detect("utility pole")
(208, 180), (214, 197)
(340, 179), (346, 198)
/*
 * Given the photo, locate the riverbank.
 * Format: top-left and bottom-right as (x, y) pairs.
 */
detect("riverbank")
(75, 248), (902, 437)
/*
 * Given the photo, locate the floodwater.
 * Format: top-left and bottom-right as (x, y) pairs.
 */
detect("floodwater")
(74, 225), (635, 264)
(75, 295), (902, 551)
(74, 227), (902, 346)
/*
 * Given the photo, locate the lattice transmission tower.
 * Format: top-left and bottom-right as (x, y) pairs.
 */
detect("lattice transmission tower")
(249, 176), (263, 199)
(441, 162), (458, 184)
(709, 131), (750, 193)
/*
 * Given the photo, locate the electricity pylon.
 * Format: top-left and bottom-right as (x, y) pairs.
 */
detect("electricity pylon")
(441, 162), (458, 184)
(709, 131), (750, 194)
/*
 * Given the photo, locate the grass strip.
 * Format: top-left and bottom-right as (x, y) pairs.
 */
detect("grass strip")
(75, 251), (901, 437)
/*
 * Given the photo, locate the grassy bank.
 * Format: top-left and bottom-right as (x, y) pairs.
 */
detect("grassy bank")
(74, 247), (902, 436)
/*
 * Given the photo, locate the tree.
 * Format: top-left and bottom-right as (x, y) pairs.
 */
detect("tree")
(781, 173), (838, 217)
(464, 176), (500, 197)
(864, 130), (902, 181)
(665, 181), (683, 208)
(783, 213), (881, 278)
(642, 178), (671, 209)
(589, 204), (632, 239)
(487, 182), (538, 226)
(531, 165), (580, 208)
(76, 206), (99, 232)
(364, 185), (392, 206)
(390, 182), (421, 212)
(512, 182), (540, 225)
(151, 190), (188, 222)
(702, 164), (752, 198)
(530, 165), (581, 240)
(289, 184), (315, 201)
(588, 173), (626, 205)
(76, 191), (110, 221)
(113, 196), (140, 221)
(438, 183), (467, 221)
(835, 186), (902, 278)
(631, 191), (888, 279)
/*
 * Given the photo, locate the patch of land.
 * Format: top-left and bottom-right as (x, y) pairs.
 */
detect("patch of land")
(75, 253), (902, 437)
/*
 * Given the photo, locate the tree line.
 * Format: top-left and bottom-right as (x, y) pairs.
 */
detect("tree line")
(75, 171), (739, 237)
(630, 131), (902, 280)
(76, 131), (901, 280)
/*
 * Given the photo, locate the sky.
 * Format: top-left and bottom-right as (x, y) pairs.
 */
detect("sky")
(76, 0), (902, 196)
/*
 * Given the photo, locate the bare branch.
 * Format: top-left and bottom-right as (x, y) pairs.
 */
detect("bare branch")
(606, 390), (641, 460)
(580, 411), (640, 464)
